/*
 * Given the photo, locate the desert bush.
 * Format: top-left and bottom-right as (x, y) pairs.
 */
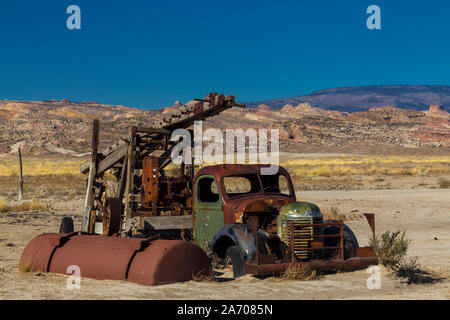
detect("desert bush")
(371, 230), (443, 285)
(370, 230), (409, 268)
(278, 263), (317, 281)
(438, 178), (450, 189)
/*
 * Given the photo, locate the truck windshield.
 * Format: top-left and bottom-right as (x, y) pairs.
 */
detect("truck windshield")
(260, 173), (292, 196)
(223, 174), (262, 198)
(223, 173), (292, 198)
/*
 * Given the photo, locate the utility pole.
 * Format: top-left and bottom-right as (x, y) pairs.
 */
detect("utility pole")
(18, 147), (24, 200)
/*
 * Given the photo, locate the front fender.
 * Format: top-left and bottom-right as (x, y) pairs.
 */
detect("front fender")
(209, 223), (256, 261)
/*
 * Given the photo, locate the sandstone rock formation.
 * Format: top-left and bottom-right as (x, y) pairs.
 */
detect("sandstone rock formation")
(0, 99), (449, 156)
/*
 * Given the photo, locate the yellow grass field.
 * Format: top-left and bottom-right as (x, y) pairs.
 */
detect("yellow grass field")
(0, 157), (84, 177)
(282, 155), (450, 177)
(0, 155), (449, 178)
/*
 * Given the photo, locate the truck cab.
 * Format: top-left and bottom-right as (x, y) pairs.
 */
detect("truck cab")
(192, 164), (299, 273)
(193, 164), (296, 245)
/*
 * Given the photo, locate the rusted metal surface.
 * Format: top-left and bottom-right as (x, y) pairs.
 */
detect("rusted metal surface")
(245, 214), (378, 275)
(128, 239), (211, 285)
(20, 233), (70, 272)
(194, 164), (296, 227)
(20, 233), (211, 286)
(356, 247), (376, 257)
(364, 213), (375, 234)
(102, 197), (122, 236)
(142, 156), (159, 215)
(338, 221), (344, 260)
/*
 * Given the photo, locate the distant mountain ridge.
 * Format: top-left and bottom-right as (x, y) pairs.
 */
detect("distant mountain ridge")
(246, 85), (450, 112)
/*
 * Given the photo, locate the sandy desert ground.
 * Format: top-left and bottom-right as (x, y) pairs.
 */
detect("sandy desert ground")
(0, 187), (448, 300)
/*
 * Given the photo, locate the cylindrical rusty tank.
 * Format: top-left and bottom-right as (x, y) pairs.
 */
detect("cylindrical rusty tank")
(20, 232), (211, 286)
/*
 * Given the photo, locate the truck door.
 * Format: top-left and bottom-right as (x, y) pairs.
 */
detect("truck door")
(194, 175), (224, 250)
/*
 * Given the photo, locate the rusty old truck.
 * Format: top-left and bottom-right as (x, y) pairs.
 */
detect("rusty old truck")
(186, 163), (377, 278)
(21, 93), (377, 285)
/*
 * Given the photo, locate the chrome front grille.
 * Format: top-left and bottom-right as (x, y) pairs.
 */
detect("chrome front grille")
(284, 216), (323, 260)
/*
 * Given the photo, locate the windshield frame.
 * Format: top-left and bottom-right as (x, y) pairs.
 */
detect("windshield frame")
(220, 171), (294, 200)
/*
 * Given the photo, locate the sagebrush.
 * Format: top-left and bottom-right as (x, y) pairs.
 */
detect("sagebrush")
(371, 230), (442, 284)
(370, 230), (409, 268)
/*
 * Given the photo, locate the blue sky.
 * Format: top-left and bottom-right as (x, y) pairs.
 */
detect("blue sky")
(1, 0), (449, 109)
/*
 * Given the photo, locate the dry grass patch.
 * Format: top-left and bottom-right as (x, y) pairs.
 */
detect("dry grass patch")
(438, 178), (450, 188)
(283, 155), (450, 179)
(19, 261), (35, 273)
(0, 174), (85, 197)
(0, 157), (84, 177)
(0, 197), (7, 212)
(1, 200), (49, 213)
(322, 206), (348, 220)
(277, 263), (318, 281)
(192, 269), (216, 282)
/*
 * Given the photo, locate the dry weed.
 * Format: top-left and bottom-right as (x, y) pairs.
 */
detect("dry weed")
(2, 200), (49, 213)
(277, 263), (318, 281)
(322, 206), (348, 220)
(438, 178), (450, 188)
(19, 261), (35, 273)
(192, 268), (216, 282)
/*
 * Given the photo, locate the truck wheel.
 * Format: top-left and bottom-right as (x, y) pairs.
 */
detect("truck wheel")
(59, 217), (74, 233)
(224, 246), (246, 279)
(323, 221), (359, 259)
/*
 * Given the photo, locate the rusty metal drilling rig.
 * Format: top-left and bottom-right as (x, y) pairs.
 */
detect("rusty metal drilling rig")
(78, 92), (244, 237)
(20, 92), (245, 285)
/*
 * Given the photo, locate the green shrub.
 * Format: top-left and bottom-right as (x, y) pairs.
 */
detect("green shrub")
(370, 230), (409, 268)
